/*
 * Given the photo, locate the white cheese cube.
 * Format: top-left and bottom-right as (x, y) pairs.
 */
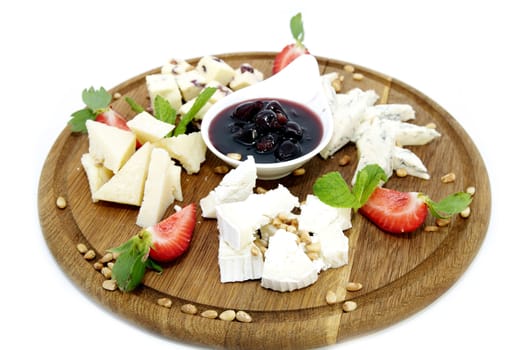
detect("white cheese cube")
(175, 70), (207, 101)
(146, 74), (182, 111)
(299, 194), (351, 232)
(261, 229), (319, 292)
(229, 64), (264, 91)
(178, 97), (212, 121)
(205, 80), (233, 103)
(218, 239), (263, 283)
(86, 120), (136, 174)
(160, 58), (193, 75)
(126, 111), (175, 144)
(154, 132), (207, 174)
(253, 184), (299, 219)
(136, 148), (177, 228)
(93, 142), (153, 206)
(80, 153), (113, 201)
(200, 156), (256, 219)
(313, 223), (349, 270)
(196, 56), (235, 85)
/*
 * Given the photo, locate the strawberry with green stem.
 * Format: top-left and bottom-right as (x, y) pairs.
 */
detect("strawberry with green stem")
(272, 12), (310, 74)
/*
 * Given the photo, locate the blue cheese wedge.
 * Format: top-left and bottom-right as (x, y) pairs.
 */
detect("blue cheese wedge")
(364, 104), (416, 122)
(380, 119), (441, 146)
(391, 146), (431, 180)
(218, 239), (264, 283)
(261, 229), (319, 292)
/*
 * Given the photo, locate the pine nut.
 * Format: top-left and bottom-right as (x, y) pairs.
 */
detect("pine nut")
(107, 262), (114, 269)
(214, 165), (229, 174)
(346, 282), (363, 292)
(307, 252), (319, 261)
(200, 310), (218, 319)
(436, 218), (451, 227)
(306, 242), (321, 253)
(255, 186), (268, 194)
(93, 261), (104, 271)
(101, 267), (112, 279)
(157, 297), (172, 308)
(338, 155), (351, 166)
(424, 225), (439, 232)
(83, 249), (96, 260)
(425, 122), (437, 129)
(441, 172), (456, 183)
(344, 64), (355, 73)
(102, 279), (117, 291)
(331, 79), (342, 92)
(293, 168), (306, 176)
(235, 310), (252, 323)
(460, 207), (471, 218)
(326, 290), (337, 305)
(181, 303), (198, 315)
(113, 92), (122, 99)
(56, 196), (67, 209)
(352, 73), (364, 81)
(250, 245), (260, 256)
(227, 153), (242, 161)
(342, 300), (358, 312)
(76, 243), (88, 254)
(395, 168), (408, 177)
(100, 252), (114, 264)
(466, 186), (476, 195)
(219, 309), (236, 321)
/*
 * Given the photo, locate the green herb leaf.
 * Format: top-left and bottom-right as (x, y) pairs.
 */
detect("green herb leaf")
(154, 95), (177, 136)
(290, 12), (305, 46)
(424, 192), (473, 219)
(351, 164), (388, 208)
(313, 172), (356, 208)
(125, 96), (145, 113)
(82, 86), (112, 113)
(174, 87), (216, 136)
(69, 108), (96, 133)
(146, 258), (163, 274)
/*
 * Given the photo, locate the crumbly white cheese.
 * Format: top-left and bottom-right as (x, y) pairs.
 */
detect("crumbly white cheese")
(218, 239), (263, 283)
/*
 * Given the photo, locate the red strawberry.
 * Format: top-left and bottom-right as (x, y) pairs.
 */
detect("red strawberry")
(359, 187), (428, 234)
(272, 13), (310, 74)
(95, 108), (130, 131)
(145, 203), (197, 262)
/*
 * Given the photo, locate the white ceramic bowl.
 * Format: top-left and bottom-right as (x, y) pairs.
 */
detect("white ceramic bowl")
(200, 55), (334, 180)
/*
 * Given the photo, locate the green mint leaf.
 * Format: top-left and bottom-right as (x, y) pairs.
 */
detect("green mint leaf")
(82, 86), (112, 113)
(313, 172), (357, 208)
(290, 12), (305, 46)
(174, 87), (216, 136)
(125, 96), (145, 113)
(146, 258), (163, 274)
(111, 249), (147, 292)
(69, 108), (96, 133)
(153, 95), (177, 136)
(425, 192), (473, 219)
(350, 164), (388, 209)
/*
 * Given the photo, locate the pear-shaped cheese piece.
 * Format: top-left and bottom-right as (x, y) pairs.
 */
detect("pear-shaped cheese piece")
(93, 142), (154, 206)
(146, 74), (182, 111)
(154, 132), (206, 174)
(126, 111), (175, 144)
(86, 119), (136, 173)
(80, 153), (113, 201)
(136, 148), (177, 228)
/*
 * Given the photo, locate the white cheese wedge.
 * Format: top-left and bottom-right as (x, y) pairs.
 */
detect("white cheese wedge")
(146, 74), (182, 111)
(167, 163), (183, 201)
(154, 132), (207, 174)
(178, 97), (212, 120)
(261, 229), (319, 292)
(175, 70), (207, 102)
(86, 119), (136, 174)
(391, 146), (431, 180)
(160, 58), (193, 75)
(136, 148), (177, 227)
(380, 119), (441, 146)
(92, 142), (153, 206)
(80, 153), (113, 201)
(126, 111), (175, 144)
(205, 80), (233, 103)
(229, 63), (264, 91)
(200, 156), (256, 219)
(196, 55), (235, 85)
(218, 239), (264, 283)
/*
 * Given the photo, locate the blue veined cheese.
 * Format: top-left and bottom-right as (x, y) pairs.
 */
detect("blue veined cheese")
(261, 229), (319, 292)
(391, 146), (431, 180)
(364, 104), (416, 122)
(200, 156), (257, 219)
(218, 238), (263, 283)
(320, 72), (339, 109)
(320, 88), (379, 159)
(380, 119), (441, 146)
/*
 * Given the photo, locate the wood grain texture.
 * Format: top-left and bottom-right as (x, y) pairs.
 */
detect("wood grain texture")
(38, 52), (491, 349)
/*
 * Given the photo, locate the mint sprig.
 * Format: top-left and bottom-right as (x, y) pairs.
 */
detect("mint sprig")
(69, 86), (112, 133)
(174, 86), (216, 136)
(422, 192), (473, 219)
(290, 13), (305, 47)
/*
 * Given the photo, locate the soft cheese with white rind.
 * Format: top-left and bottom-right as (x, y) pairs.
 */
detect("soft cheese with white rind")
(154, 132), (207, 174)
(92, 142), (153, 206)
(200, 156), (256, 219)
(253, 184), (300, 219)
(299, 194), (351, 232)
(218, 239), (264, 283)
(86, 120), (136, 174)
(80, 153), (113, 201)
(315, 222), (349, 270)
(126, 111), (175, 144)
(261, 229), (319, 292)
(136, 148), (177, 228)
(146, 74), (182, 111)
(196, 55), (236, 85)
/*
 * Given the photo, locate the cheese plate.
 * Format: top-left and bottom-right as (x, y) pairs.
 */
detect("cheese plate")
(38, 52), (491, 349)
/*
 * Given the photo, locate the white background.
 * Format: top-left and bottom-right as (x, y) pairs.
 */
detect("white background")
(2, 0), (525, 349)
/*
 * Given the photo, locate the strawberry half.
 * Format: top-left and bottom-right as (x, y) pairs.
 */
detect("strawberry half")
(145, 203), (197, 263)
(359, 187), (428, 234)
(272, 13), (310, 74)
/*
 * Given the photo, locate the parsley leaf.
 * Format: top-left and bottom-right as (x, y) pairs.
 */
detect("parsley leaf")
(174, 87), (216, 136)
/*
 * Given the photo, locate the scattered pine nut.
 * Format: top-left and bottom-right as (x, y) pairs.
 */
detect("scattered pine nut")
(200, 309), (218, 319)
(100, 252), (114, 264)
(214, 165), (229, 174)
(466, 186), (476, 196)
(56, 196), (67, 209)
(326, 290), (337, 305)
(338, 155), (351, 166)
(436, 218), (451, 227)
(102, 279), (117, 291)
(235, 310), (252, 323)
(157, 298), (173, 308)
(352, 73), (364, 81)
(346, 282), (363, 292)
(441, 172), (456, 183)
(293, 168), (306, 176)
(424, 225), (439, 232)
(342, 300), (358, 312)
(101, 267), (112, 279)
(227, 153), (242, 161)
(181, 303), (198, 315)
(344, 64), (355, 73)
(107, 262), (114, 269)
(395, 168), (408, 178)
(83, 249), (96, 260)
(93, 261), (104, 271)
(460, 207), (471, 218)
(307, 251), (319, 261)
(331, 79), (342, 92)
(219, 309), (236, 321)
(425, 122), (437, 129)
(255, 186), (268, 194)
(250, 245), (260, 256)
(113, 92), (122, 99)
(76, 243), (88, 254)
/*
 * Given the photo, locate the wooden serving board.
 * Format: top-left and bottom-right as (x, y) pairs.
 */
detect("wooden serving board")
(38, 52), (491, 349)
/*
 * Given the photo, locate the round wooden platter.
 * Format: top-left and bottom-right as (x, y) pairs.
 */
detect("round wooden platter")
(38, 52), (491, 349)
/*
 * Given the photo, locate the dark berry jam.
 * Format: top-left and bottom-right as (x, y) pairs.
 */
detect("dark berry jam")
(209, 98), (323, 163)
